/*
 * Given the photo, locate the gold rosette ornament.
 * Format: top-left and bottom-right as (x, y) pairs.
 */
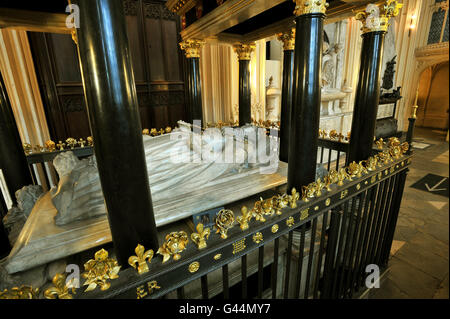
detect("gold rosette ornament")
(215, 209), (235, 239)
(45, 140), (56, 152)
(82, 248), (121, 292)
(158, 231), (189, 263)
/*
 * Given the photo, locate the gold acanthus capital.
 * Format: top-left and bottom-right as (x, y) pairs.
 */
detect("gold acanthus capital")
(179, 39), (205, 58)
(355, 0), (403, 34)
(277, 29), (296, 51)
(293, 0), (329, 16)
(233, 43), (256, 60)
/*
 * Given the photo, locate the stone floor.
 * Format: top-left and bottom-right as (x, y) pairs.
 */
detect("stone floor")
(370, 127), (449, 299)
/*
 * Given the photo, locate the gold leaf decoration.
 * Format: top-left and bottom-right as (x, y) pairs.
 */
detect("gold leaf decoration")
(0, 286), (39, 299)
(44, 273), (76, 299)
(157, 231), (189, 263)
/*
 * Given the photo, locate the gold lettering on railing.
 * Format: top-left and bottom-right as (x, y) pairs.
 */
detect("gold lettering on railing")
(136, 280), (160, 299)
(340, 190), (348, 199)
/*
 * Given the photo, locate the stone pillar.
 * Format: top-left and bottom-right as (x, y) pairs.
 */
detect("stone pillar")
(75, 0), (158, 266)
(0, 71), (32, 203)
(233, 43), (255, 126)
(287, 1), (327, 191)
(180, 39), (205, 125)
(277, 29), (295, 163)
(347, 1), (403, 164)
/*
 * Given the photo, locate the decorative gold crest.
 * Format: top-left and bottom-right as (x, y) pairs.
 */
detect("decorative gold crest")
(293, 0), (329, 16)
(271, 224), (279, 233)
(157, 231), (189, 263)
(286, 216), (295, 227)
(188, 261), (200, 273)
(82, 248), (121, 292)
(128, 244), (154, 275)
(191, 223), (211, 249)
(179, 39), (205, 58)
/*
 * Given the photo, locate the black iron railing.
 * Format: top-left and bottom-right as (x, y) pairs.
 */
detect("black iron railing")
(72, 147), (411, 299)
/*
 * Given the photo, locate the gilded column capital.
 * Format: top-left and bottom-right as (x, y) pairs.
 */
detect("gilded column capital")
(293, 0), (329, 16)
(179, 39), (205, 58)
(277, 29), (296, 51)
(355, 0), (403, 34)
(233, 43), (256, 60)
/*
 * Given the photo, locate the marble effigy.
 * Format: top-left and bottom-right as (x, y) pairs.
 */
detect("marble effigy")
(5, 122), (286, 273)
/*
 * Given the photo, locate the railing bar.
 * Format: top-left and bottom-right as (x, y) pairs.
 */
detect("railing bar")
(371, 177), (393, 264)
(294, 224), (306, 298)
(200, 275), (209, 299)
(376, 174), (398, 265)
(241, 255), (248, 299)
(321, 210), (341, 299)
(222, 264), (229, 299)
(345, 191), (367, 298)
(336, 197), (357, 299)
(283, 230), (294, 299)
(327, 149), (332, 171)
(367, 179), (390, 265)
(336, 151), (341, 171)
(271, 237), (280, 299)
(257, 246), (264, 299)
(313, 211), (328, 299)
(176, 286), (185, 299)
(357, 184), (380, 289)
(380, 171), (408, 265)
(331, 202), (348, 298)
(352, 188), (373, 292)
(304, 217), (318, 299)
(320, 146), (325, 164)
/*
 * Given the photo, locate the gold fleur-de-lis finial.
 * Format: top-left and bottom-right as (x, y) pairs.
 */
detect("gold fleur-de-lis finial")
(289, 188), (299, 208)
(128, 244), (154, 275)
(82, 248), (121, 292)
(191, 223), (211, 249)
(44, 273), (76, 299)
(236, 206), (253, 230)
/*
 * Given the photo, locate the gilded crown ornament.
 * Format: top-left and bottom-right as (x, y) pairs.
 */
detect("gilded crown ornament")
(158, 231), (189, 263)
(179, 39), (205, 58)
(191, 223), (211, 249)
(347, 161), (363, 180)
(44, 273), (76, 299)
(355, 0), (403, 34)
(45, 140), (56, 152)
(277, 28), (295, 51)
(215, 209), (235, 239)
(233, 43), (256, 60)
(128, 244), (154, 275)
(273, 194), (289, 215)
(66, 137), (77, 149)
(293, 0), (329, 16)
(0, 286), (39, 299)
(375, 138), (385, 150)
(302, 183), (316, 202)
(82, 248), (121, 292)
(236, 206), (253, 231)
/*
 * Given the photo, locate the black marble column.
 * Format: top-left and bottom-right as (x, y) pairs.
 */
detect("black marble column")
(279, 46), (295, 163)
(75, 0), (158, 265)
(287, 13), (324, 191)
(186, 57), (203, 124)
(347, 31), (385, 164)
(0, 71), (32, 203)
(238, 59), (251, 126)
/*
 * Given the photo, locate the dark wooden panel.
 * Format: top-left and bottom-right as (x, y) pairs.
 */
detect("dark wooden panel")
(28, 0), (186, 142)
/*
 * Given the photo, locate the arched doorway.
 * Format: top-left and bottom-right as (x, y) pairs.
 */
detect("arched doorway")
(416, 61), (449, 130)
